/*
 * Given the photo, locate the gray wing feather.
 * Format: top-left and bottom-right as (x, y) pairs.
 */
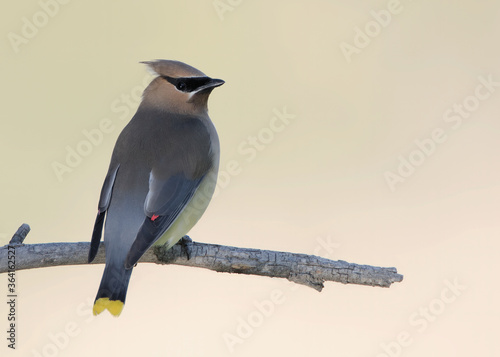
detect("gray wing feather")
(89, 163), (120, 263)
(124, 173), (204, 269)
(98, 163), (120, 212)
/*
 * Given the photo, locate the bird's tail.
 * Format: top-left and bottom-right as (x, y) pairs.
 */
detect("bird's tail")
(93, 263), (133, 317)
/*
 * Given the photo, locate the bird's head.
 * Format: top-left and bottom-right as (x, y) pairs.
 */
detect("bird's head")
(141, 60), (224, 114)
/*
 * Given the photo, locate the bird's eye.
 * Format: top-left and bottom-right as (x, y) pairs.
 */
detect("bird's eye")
(176, 81), (187, 91)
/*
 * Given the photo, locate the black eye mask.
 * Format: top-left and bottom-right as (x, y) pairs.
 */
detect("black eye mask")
(162, 76), (213, 93)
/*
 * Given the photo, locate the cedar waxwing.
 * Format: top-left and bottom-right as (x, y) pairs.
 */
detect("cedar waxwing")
(88, 60), (224, 316)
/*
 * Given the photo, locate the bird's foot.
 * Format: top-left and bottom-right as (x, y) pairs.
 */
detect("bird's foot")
(178, 235), (193, 260)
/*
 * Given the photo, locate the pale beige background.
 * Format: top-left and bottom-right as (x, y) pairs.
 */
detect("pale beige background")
(1, 1), (499, 356)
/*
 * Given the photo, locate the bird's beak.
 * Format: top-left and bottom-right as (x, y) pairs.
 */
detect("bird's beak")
(194, 78), (225, 94)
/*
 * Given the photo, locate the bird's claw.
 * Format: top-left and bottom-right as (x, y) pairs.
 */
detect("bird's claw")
(178, 235), (193, 260)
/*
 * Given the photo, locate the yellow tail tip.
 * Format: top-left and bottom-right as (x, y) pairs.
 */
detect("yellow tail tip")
(93, 298), (124, 317)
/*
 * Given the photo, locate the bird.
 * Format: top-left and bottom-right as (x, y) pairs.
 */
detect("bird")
(88, 60), (224, 317)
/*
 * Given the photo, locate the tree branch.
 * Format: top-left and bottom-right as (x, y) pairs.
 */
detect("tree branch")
(0, 224), (403, 291)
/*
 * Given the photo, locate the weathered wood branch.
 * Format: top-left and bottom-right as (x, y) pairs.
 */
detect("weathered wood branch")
(0, 224), (403, 290)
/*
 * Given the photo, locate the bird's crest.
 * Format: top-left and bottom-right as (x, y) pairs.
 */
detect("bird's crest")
(141, 60), (206, 79)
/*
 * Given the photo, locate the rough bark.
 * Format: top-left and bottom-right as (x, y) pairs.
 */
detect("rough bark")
(0, 224), (403, 291)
